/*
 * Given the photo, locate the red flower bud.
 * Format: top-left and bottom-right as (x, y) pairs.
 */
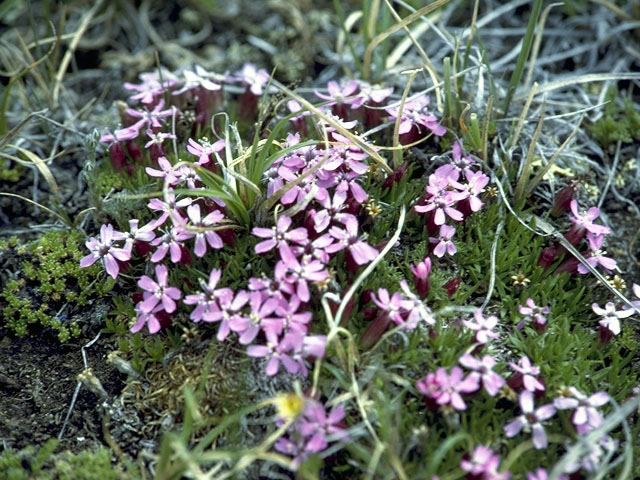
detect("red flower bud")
(360, 313), (391, 349)
(550, 180), (579, 217)
(108, 143), (126, 171)
(444, 276), (461, 297)
(538, 246), (558, 269)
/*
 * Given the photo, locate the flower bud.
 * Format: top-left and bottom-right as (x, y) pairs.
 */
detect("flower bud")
(538, 246), (558, 269)
(360, 313), (391, 349)
(550, 180), (579, 217)
(444, 276), (461, 297)
(411, 257), (432, 298)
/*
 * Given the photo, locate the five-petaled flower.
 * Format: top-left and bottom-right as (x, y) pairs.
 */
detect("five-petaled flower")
(137, 264), (182, 313)
(592, 301), (633, 336)
(80, 224), (130, 279)
(554, 387), (609, 434)
(504, 390), (556, 449)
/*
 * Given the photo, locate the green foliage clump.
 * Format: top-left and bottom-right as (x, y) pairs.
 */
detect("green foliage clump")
(0, 229), (105, 341)
(588, 87), (640, 147)
(0, 438), (138, 480)
(0, 158), (24, 182)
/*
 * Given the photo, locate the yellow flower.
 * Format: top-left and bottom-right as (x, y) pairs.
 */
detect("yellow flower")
(273, 392), (305, 421)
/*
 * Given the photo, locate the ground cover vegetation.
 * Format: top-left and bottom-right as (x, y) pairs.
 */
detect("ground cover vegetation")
(1, 0), (640, 479)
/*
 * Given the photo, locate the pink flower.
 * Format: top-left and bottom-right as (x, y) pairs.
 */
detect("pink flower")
(247, 330), (299, 376)
(147, 192), (192, 228)
(80, 224), (130, 279)
(276, 244), (328, 302)
(410, 256), (432, 298)
(462, 310), (500, 344)
(568, 200), (611, 236)
(233, 63), (272, 96)
(137, 264), (182, 313)
(526, 468), (567, 480)
(554, 387), (608, 433)
(186, 137), (225, 166)
(509, 356), (545, 392)
(183, 269), (230, 322)
(229, 292), (279, 345)
(130, 299), (166, 334)
(205, 290), (249, 341)
(460, 446), (509, 479)
(313, 189), (353, 233)
(505, 391), (556, 449)
(326, 216), (379, 266)
(458, 353), (505, 396)
(145, 156), (179, 186)
(576, 233), (617, 274)
(517, 298), (550, 330)
(430, 224), (456, 257)
(592, 301), (633, 336)
(417, 366), (479, 411)
(252, 215), (308, 254)
(314, 80), (359, 105)
(385, 95), (446, 137)
(372, 288), (406, 326)
(185, 204), (225, 257)
(150, 226), (193, 263)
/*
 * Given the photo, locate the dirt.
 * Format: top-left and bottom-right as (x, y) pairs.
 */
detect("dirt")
(0, 329), (125, 452)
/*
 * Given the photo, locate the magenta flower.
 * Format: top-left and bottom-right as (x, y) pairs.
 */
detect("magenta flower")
(126, 98), (174, 133)
(314, 80), (359, 105)
(130, 299), (166, 334)
(252, 215), (308, 254)
(183, 269), (230, 323)
(592, 301), (633, 336)
(147, 192), (192, 228)
(247, 329), (299, 376)
(262, 294), (312, 337)
(416, 366), (479, 411)
(526, 468), (567, 480)
(509, 356), (545, 392)
(385, 95), (446, 137)
(518, 298), (551, 330)
(568, 200), (611, 236)
(460, 446), (509, 480)
(80, 224), (130, 279)
(233, 63), (272, 96)
(460, 169), (490, 212)
(576, 233), (617, 274)
(137, 264), (182, 313)
(230, 292), (279, 345)
(372, 288), (406, 326)
(504, 391), (556, 449)
(185, 204), (224, 257)
(205, 290), (249, 341)
(186, 137), (225, 166)
(554, 387), (608, 433)
(275, 397), (348, 468)
(410, 256), (432, 298)
(462, 310), (500, 344)
(313, 189), (353, 233)
(458, 353), (505, 396)
(326, 216), (379, 266)
(276, 244), (328, 302)
(451, 141), (476, 173)
(124, 70), (177, 104)
(430, 224), (456, 257)
(150, 227), (193, 263)
(145, 156), (180, 186)
(121, 219), (156, 253)
(345, 81), (393, 109)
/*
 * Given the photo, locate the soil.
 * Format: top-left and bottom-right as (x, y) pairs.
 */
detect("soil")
(1, 0), (639, 477)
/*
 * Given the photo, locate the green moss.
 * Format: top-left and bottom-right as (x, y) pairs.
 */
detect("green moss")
(0, 229), (104, 341)
(588, 87), (640, 147)
(0, 438), (139, 480)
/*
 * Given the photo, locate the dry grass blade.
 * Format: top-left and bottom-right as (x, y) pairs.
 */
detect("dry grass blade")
(0, 192), (66, 224)
(52, 0), (105, 108)
(514, 73), (640, 100)
(523, 3), (563, 90)
(272, 79), (393, 174)
(524, 114), (584, 196)
(363, 0), (450, 81)
(2, 145), (59, 198)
